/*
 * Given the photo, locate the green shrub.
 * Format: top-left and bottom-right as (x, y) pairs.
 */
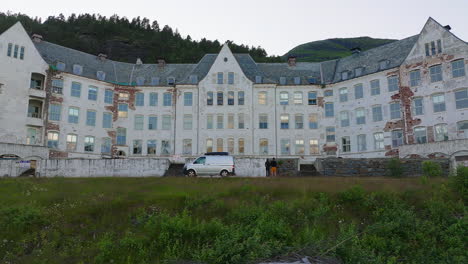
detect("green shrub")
(422, 160), (443, 177)
(450, 166), (468, 201)
(386, 158), (404, 177)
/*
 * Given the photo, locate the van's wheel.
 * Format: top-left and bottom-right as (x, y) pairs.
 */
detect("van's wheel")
(187, 170), (197, 177)
(220, 170), (229, 177)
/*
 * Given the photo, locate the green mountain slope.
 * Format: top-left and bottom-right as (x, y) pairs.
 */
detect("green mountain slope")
(285, 37), (397, 62)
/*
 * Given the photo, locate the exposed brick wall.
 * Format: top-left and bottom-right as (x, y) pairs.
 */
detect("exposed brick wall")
(49, 149), (68, 159)
(317, 97), (324, 107)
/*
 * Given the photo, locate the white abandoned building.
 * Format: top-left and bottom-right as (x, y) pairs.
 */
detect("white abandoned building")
(0, 17), (467, 164)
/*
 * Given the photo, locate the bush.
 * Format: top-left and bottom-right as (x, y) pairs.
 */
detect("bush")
(450, 166), (468, 201)
(422, 161), (443, 177)
(387, 158), (404, 177)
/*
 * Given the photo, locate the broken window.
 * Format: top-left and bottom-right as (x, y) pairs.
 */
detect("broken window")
(281, 139), (290, 155)
(134, 115), (144, 130)
(372, 105), (383, 122)
(308, 91), (317, 105)
(280, 92), (289, 105)
(390, 102), (401, 119)
(183, 139), (192, 155)
(294, 91), (303, 104)
(356, 108), (366, 125)
(455, 88), (468, 109)
(373, 132), (384, 150)
(280, 114), (289, 129)
(66, 134), (77, 151)
(413, 97), (424, 116)
(206, 138), (213, 153)
(309, 114), (318, 129)
(457, 121), (468, 138)
(68, 107), (79, 124)
(309, 139), (319, 155)
(451, 59), (466, 78)
(167, 77), (175, 85)
(391, 130), (403, 147)
(414, 127), (427, 144)
(370, 79), (380, 95)
(409, 70), (421, 87)
(258, 91), (267, 105)
(133, 140), (142, 154)
(259, 139), (268, 155)
(52, 79), (64, 94)
(354, 84), (363, 99)
(216, 138), (224, 152)
(84, 136), (95, 152)
(118, 103), (128, 118)
(432, 93), (446, 112)
(161, 140), (171, 155)
(339, 88), (348, 102)
(326, 127), (335, 142)
(295, 114), (304, 129)
(357, 134), (367, 152)
(26, 128), (38, 145)
(387, 76), (399, 92)
(340, 111), (350, 127)
(429, 64), (443, 82)
(47, 131), (59, 149)
(86, 110), (96, 126)
(147, 140), (157, 155)
(295, 139), (305, 155)
(434, 124), (448, 141)
(341, 137), (351, 153)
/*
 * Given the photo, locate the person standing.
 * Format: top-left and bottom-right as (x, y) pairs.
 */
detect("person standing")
(265, 159), (271, 177)
(270, 158), (278, 177)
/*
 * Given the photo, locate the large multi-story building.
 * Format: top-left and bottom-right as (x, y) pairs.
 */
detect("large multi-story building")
(0, 18), (467, 163)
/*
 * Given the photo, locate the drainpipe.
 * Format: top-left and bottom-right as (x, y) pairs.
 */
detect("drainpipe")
(172, 85), (177, 158)
(274, 84), (278, 157)
(196, 85), (200, 155)
(251, 82), (254, 155)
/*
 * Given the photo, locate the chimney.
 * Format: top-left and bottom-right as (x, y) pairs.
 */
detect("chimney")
(158, 58), (166, 68)
(31, 34), (43, 43)
(98, 53), (107, 61)
(444, 25), (451, 30)
(136, 58), (143, 65)
(287, 56), (296, 67)
(351, 47), (361, 54)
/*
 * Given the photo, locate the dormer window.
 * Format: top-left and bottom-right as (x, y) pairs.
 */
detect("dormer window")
(294, 77), (301, 85)
(167, 77), (175, 85)
(354, 67), (363, 77)
(308, 77), (318, 84)
(255, 76), (262, 84)
(151, 77), (160, 86)
(56, 61), (65, 71)
(97, 71), (106, 81)
(73, 64), (83, 75)
(279, 77), (286, 85)
(189, 75), (198, 84)
(136, 76), (145, 86)
(379, 60), (389, 70)
(341, 71), (349, 80)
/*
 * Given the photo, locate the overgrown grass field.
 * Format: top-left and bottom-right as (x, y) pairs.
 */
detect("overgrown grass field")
(0, 175), (466, 263)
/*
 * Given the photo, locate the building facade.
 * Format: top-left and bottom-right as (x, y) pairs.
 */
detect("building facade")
(0, 18), (467, 162)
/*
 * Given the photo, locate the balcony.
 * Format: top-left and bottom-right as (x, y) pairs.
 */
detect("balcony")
(26, 116), (44, 127)
(29, 73), (46, 98)
(29, 88), (46, 98)
(27, 99), (44, 127)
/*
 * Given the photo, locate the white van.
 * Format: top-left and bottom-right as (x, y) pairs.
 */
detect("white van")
(183, 155), (235, 177)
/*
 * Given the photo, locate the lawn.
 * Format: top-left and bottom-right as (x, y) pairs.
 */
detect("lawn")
(0, 176), (466, 264)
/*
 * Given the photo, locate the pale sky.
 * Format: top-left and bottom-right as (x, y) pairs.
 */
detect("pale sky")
(3, 0), (468, 56)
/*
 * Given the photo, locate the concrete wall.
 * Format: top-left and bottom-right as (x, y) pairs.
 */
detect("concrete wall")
(0, 160), (32, 177)
(0, 142), (49, 159)
(234, 158), (267, 177)
(36, 158), (170, 177)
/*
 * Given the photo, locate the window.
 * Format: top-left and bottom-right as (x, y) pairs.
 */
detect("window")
(280, 92), (289, 105)
(452, 59), (466, 78)
(259, 114), (268, 129)
(372, 105), (383, 122)
(162, 115), (171, 130)
(391, 130), (403, 147)
(409, 70), (421, 87)
(161, 140), (171, 155)
(355, 108), (366, 125)
(324, 90), (333, 97)
(71, 82), (81, 97)
(206, 139), (213, 153)
(134, 115), (144, 130)
(207, 92), (213, 105)
(73, 64), (83, 75)
(309, 114), (318, 129)
(119, 93), (129, 100)
(294, 92), (303, 104)
(150, 93), (158, 106)
(88, 86), (98, 101)
(309, 139), (319, 155)
(52, 79), (63, 94)
(228, 72), (234, 84)
(341, 137), (351, 153)
(30, 75), (43, 90)
(370, 80), (380, 95)
(431, 41), (436, 55)
(103, 112), (112, 128)
(258, 91), (267, 105)
(355, 67), (363, 77)
(374, 132), (384, 150)
(413, 97), (424, 115)
(255, 76), (262, 84)
(341, 71), (348, 80)
(340, 111), (350, 127)
(281, 139), (290, 155)
(432, 94), (446, 112)
(325, 103), (334, 117)
(66, 134), (77, 151)
(21, 46), (26, 59)
(13, 45), (18, 58)
(430, 65), (443, 82)
(86, 110), (96, 126)
(227, 114), (234, 129)
(183, 139), (192, 155)
(228, 91), (234, 105)
(326, 127), (335, 142)
(167, 77), (175, 86)
(228, 138), (234, 154)
(147, 140), (157, 155)
(68, 107), (79, 124)
(135, 93), (144, 106)
(136, 77), (145, 86)
(414, 127), (427, 144)
(151, 77), (160, 86)
(84, 136), (95, 152)
(280, 114), (289, 129)
(104, 90), (113, 104)
(425, 43), (430, 56)
(184, 92), (193, 106)
(217, 92), (224, 105)
(207, 115), (213, 129)
(133, 140), (142, 154)
(97, 71), (106, 81)
(184, 115), (192, 130)
(189, 75), (198, 84)
(279, 77), (286, 85)
(308, 92), (317, 105)
(294, 77), (301, 85)
(216, 114), (224, 129)
(390, 102), (401, 119)
(217, 72), (223, 84)
(47, 132), (59, 149)
(379, 60), (389, 70)
(148, 116), (157, 130)
(238, 138), (245, 154)
(116, 128), (126, 145)
(455, 89), (468, 109)
(354, 84), (363, 99)
(457, 121), (468, 138)
(49, 104), (61, 121)
(238, 92), (245, 105)
(387, 76), (399, 92)
(118, 103), (128, 118)
(434, 124), (448, 141)
(101, 138), (111, 154)
(437, 39), (442, 54)
(295, 114), (304, 129)
(56, 61), (65, 71)
(238, 113), (245, 129)
(216, 138), (224, 152)
(7, 43), (12, 57)
(357, 134), (366, 151)
(295, 140), (305, 155)
(339, 88), (348, 102)
(259, 139), (269, 155)
(163, 93), (172, 106)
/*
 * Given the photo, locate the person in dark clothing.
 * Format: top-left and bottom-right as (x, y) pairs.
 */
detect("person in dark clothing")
(265, 159), (271, 176)
(270, 158), (278, 177)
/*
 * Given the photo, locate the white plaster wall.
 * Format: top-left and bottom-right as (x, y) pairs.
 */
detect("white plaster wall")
(0, 142), (49, 159)
(234, 158), (267, 177)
